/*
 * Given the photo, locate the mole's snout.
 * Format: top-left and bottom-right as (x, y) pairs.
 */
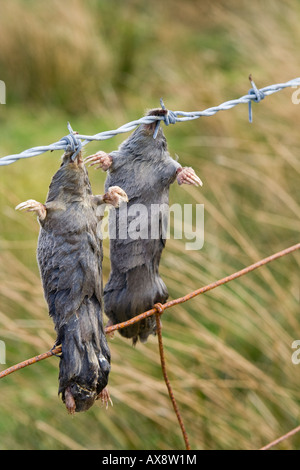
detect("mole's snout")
(143, 108), (168, 135)
(71, 151), (83, 166)
(61, 147), (83, 167)
(64, 384), (97, 414)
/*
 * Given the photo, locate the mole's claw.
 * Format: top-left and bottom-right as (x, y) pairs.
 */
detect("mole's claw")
(15, 199), (35, 211)
(183, 173), (198, 186)
(83, 155), (98, 166)
(103, 186), (128, 207)
(190, 172), (203, 187)
(15, 199), (47, 220)
(186, 171), (203, 187)
(97, 387), (113, 409)
(84, 151), (113, 171)
(177, 167), (203, 187)
(110, 186), (128, 203)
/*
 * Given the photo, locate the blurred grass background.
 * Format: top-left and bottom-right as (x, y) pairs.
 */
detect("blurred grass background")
(0, 0), (299, 450)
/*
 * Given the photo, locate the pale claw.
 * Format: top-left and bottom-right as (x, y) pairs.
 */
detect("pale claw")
(15, 199), (46, 221)
(109, 186), (128, 202)
(84, 151), (112, 171)
(177, 167), (203, 187)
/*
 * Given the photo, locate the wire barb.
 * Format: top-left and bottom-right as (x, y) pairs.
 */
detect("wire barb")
(248, 74), (265, 122)
(1, 76), (299, 166)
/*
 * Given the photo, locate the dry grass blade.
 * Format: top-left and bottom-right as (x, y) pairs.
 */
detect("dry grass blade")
(35, 420), (86, 450)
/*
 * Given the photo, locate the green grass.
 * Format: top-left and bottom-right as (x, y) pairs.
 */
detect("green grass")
(0, 0), (299, 450)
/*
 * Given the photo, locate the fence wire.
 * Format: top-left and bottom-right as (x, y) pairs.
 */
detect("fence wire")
(0, 76), (299, 166)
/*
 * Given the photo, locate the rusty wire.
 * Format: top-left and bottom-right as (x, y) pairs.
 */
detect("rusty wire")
(105, 241), (300, 334)
(154, 305), (191, 450)
(0, 346), (62, 379)
(0, 241), (299, 450)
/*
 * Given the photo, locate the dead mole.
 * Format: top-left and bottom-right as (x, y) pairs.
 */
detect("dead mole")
(85, 108), (202, 345)
(16, 149), (128, 412)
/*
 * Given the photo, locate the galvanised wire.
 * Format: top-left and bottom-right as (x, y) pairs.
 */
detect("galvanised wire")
(0, 77), (299, 166)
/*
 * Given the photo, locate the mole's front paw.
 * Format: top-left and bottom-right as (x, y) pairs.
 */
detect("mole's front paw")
(176, 167), (203, 187)
(103, 186), (128, 208)
(15, 199), (47, 221)
(84, 151), (113, 171)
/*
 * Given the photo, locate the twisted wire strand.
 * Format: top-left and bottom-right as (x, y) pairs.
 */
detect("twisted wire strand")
(1, 77), (299, 166)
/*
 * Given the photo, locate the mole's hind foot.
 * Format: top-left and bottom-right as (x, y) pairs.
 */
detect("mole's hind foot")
(84, 151), (113, 171)
(176, 167), (203, 187)
(15, 199), (47, 221)
(97, 387), (113, 409)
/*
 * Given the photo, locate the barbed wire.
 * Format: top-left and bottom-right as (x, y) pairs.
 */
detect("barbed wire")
(0, 76), (299, 166)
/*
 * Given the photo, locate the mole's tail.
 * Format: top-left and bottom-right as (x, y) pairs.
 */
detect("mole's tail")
(57, 295), (111, 413)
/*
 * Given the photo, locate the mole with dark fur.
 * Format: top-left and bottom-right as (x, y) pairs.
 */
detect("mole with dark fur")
(16, 149), (127, 413)
(85, 108), (202, 345)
